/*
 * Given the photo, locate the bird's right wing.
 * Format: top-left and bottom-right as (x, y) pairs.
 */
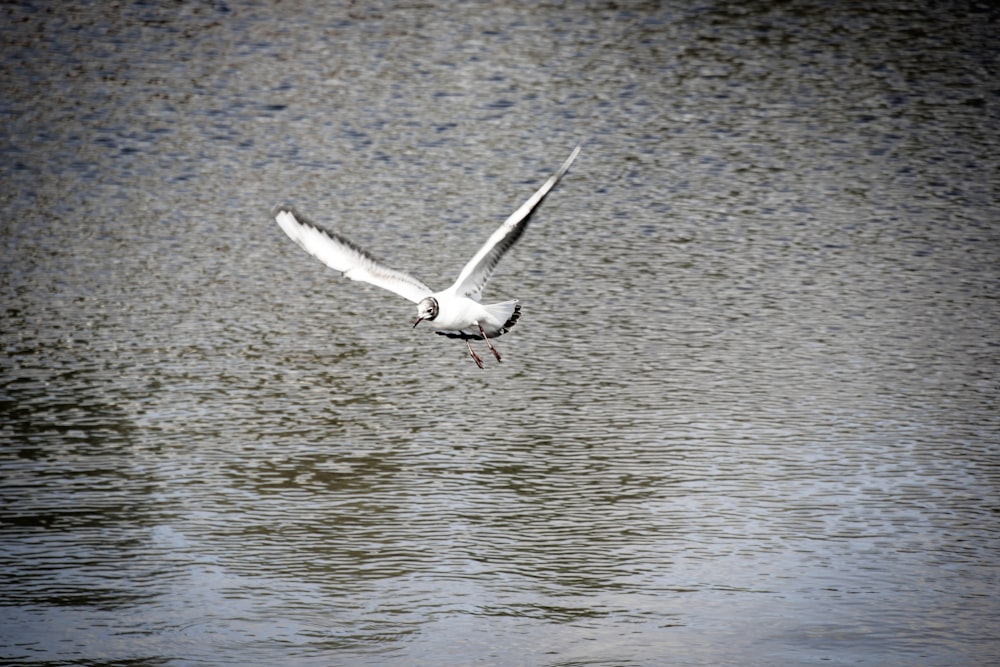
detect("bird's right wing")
(448, 146), (580, 300)
(274, 206), (433, 304)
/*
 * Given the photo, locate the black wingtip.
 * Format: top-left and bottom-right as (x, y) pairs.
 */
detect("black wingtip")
(502, 303), (522, 332)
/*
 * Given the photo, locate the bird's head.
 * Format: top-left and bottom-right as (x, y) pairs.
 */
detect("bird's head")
(413, 296), (439, 328)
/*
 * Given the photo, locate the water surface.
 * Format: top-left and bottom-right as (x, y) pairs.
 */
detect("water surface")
(2, 1), (998, 665)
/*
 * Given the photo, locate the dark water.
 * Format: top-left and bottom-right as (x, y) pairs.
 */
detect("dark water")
(2, 1), (998, 665)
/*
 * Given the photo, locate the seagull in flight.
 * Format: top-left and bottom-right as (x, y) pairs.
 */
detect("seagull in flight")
(274, 146), (580, 368)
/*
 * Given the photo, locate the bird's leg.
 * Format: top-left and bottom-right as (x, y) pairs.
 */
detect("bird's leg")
(478, 323), (502, 363)
(466, 338), (484, 369)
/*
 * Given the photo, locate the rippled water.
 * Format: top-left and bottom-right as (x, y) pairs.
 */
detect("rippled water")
(2, 1), (998, 665)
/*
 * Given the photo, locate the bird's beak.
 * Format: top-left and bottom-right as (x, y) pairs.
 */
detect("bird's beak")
(413, 317), (424, 328)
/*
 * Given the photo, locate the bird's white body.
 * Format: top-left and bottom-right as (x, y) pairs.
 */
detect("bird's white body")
(428, 294), (511, 334)
(274, 146), (580, 367)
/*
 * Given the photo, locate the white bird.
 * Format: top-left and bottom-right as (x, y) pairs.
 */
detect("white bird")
(274, 146), (580, 368)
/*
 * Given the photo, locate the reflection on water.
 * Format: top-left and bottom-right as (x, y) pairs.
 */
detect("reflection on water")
(2, 1), (998, 665)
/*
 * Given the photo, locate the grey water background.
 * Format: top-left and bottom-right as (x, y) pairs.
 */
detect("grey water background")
(2, 1), (998, 665)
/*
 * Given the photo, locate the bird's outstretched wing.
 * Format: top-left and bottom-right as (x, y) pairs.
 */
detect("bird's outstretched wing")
(274, 206), (433, 304)
(448, 145), (580, 301)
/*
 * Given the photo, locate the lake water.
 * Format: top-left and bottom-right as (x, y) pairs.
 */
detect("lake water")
(2, 1), (998, 665)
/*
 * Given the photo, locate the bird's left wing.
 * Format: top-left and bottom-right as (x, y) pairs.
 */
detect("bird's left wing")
(274, 206), (433, 304)
(448, 146), (580, 300)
